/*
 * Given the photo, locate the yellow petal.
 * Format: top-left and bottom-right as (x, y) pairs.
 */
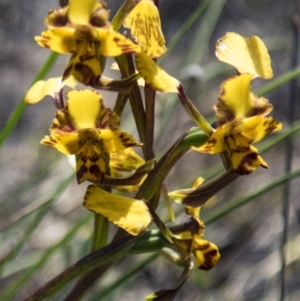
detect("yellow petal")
(192, 177), (205, 189)
(66, 90), (103, 129)
(35, 28), (76, 54)
(192, 128), (226, 154)
(123, 0), (166, 58)
(110, 148), (145, 192)
(252, 95), (273, 117)
(99, 130), (138, 152)
(237, 116), (282, 143)
(84, 185), (152, 235)
(231, 145), (268, 175)
(76, 131), (106, 184)
(67, 0), (98, 25)
(97, 29), (141, 57)
(45, 7), (68, 28)
(186, 206), (202, 221)
(216, 32), (273, 79)
(41, 133), (79, 154)
(135, 52), (180, 93)
(225, 131), (252, 151)
(63, 41), (101, 86)
(217, 74), (255, 123)
(193, 238), (220, 270)
(24, 76), (78, 105)
(168, 177), (205, 204)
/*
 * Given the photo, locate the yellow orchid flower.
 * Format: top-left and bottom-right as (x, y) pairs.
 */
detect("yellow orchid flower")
(150, 176), (220, 271)
(146, 187), (220, 300)
(193, 33), (282, 175)
(178, 206), (220, 270)
(41, 90), (139, 184)
(35, 0), (141, 86)
(168, 178), (220, 270)
(121, 0), (181, 93)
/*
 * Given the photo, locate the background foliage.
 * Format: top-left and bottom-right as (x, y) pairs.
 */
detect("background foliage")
(0, 0), (299, 300)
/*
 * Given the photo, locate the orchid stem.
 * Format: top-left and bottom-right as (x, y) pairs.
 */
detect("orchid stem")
(177, 84), (213, 136)
(91, 214), (109, 252)
(162, 184), (176, 222)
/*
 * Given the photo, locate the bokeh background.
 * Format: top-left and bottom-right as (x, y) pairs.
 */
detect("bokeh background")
(0, 0), (300, 300)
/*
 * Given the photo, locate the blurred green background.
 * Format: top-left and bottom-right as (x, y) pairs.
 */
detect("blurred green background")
(0, 0), (300, 300)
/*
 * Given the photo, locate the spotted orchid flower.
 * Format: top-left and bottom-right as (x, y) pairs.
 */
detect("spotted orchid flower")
(41, 89), (139, 184)
(168, 178), (220, 270)
(193, 33), (282, 174)
(146, 178), (220, 300)
(35, 0), (141, 86)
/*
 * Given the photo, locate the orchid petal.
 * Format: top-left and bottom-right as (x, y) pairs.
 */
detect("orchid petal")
(193, 238), (220, 270)
(231, 145), (268, 175)
(84, 185), (152, 235)
(41, 133), (79, 154)
(76, 131), (106, 184)
(98, 29), (141, 57)
(66, 90), (103, 129)
(216, 32), (273, 79)
(192, 128), (226, 154)
(217, 74), (254, 123)
(99, 130), (138, 152)
(135, 52), (180, 93)
(124, 0), (166, 58)
(67, 0), (98, 25)
(237, 116), (282, 143)
(24, 76), (78, 105)
(35, 28), (76, 53)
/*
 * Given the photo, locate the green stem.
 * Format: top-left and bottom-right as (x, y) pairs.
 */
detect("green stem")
(111, 0), (138, 31)
(144, 83), (156, 161)
(136, 128), (208, 201)
(182, 168), (239, 207)
(91, 214), (109, 252)
(113, 92), (128, 117)
(0, 52), (58, 147)
(116, 54), (146, 148)
(177, 84), (213, 135)
(162, 185), (176, 222)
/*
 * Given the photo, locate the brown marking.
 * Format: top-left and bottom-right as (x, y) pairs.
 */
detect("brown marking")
(77, 165), (88, 184)
(74, 63), (100, 86)
(89, 164), (104, 182)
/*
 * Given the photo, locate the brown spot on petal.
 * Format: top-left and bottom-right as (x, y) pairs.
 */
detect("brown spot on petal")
(197, 242), (220, 271)
(236, 152), (268, 175)
(89, 164), (104, 182)
(77, 165), (88, 184)
(265, 120), (281, 134)
(215, 101), (236, 125)
(89, 153), (101, 163)
(74, 63), (100, 86)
